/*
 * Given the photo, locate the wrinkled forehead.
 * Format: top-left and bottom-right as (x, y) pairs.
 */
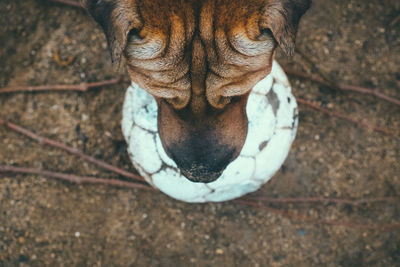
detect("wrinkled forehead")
(137, 0), (266, 35)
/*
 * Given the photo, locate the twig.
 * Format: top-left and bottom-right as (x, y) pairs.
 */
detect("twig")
(235, 198), (400, 231)
(1, 163), (398, 230)
(390, 14), (400, 27)
(1, 163), (397, 231)
(252, 91), (397, 137)
(296, 98), (398, 137)
(0, 165), (151, 190)
(0, 77), (124, 94)
(284, 67), (400, 106)
(243, 195), (400, 206)
(49, 0), (82, 8)
(1, 119), (145, 182)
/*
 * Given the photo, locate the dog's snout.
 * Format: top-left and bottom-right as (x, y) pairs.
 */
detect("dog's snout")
(157, 96), (248, 184)
(168, 141), (237, 183)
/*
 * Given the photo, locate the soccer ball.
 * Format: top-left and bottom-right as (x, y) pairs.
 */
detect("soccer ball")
(122, 61), (298, 202)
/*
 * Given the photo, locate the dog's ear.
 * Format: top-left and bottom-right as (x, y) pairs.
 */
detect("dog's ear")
(260, 0), (311, 56)
(81, 0), (142, 66)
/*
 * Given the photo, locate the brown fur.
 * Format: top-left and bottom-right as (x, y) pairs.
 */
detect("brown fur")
(82, 0), (311, 182)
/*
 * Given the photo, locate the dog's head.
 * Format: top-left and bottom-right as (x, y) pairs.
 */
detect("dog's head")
(83, 0), (311, 182)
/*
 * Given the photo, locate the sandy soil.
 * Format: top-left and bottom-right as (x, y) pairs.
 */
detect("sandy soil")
(0, 0), (399, 266)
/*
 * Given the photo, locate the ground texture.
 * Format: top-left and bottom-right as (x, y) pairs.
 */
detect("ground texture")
(0, 0), (399, 266)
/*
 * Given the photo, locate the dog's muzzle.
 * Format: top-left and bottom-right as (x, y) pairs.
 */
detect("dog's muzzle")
(156, 96), (248, 183)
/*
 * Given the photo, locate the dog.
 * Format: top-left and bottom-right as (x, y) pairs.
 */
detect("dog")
(82, 0), (311, 183)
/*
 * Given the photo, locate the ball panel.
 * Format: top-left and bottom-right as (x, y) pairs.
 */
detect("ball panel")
(131, 83), (158, 132)
(252, 73), (273, 95)
(270, 61), (290, 87)
(152, 168), (212, 203)
(203, 181), (261, 202)
(155, 135), (177, 168)
(208, 156), (256, 189)
(253, 130), (294, 181)
(242, 92), (275, 156)
(129, 126), (162, 174)
(121, 87), (135, 142)
(273, 84), (298, 128)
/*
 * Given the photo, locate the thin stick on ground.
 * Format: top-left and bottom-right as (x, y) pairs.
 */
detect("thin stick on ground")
(0, 165), (151, 190)
(252, 92), (397, 137)
(49, 0), (82, 8)
(0, 77), (125, 94)
(0, 119), (145, 182)
(296, 98), (398, 137)
(1, 164), (398, 231)
(284, 67), (400, 106)
(390, 14), (400, 27)
(235, 198), (400, 231)
(243, 195), (400, 206)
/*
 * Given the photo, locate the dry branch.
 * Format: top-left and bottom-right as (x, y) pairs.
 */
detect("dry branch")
(1, 163), (397, 231)
(235, 198), (400, 231)
(390, 14), (400, 27)
(0, 77), (124, 94)
(1, 119), (145, 182)
(1, 161), (398, 231)
(0, 165), (151, 190)
(296, 98), (398, 137)
(244, 195), (400, 206)
(49, 0), (82, 8)
(284, 68), (400, 106)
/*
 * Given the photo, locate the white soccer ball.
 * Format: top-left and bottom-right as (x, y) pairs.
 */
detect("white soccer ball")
(121, 61), (298, 203)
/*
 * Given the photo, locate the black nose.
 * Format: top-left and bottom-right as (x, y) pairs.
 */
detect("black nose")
(167, 137), (237, 183)
(180, 166), (224, 183)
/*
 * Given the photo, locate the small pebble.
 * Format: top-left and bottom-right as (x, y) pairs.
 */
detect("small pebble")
(81, 114), (89, 121)
(215, 248), (224, 255)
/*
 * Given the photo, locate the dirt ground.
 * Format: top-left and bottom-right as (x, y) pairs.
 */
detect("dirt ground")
(0, 0), (399, 266)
